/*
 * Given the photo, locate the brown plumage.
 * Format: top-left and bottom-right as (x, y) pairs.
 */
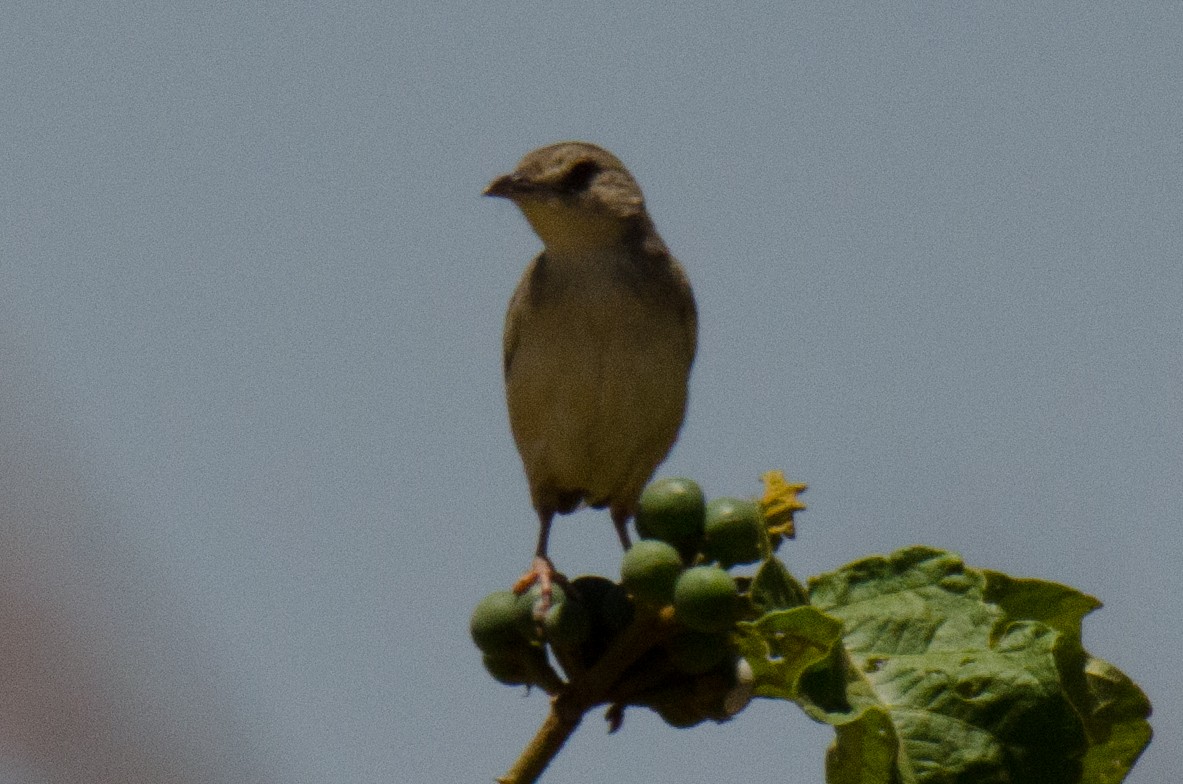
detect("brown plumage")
(485, 141), (697, 601)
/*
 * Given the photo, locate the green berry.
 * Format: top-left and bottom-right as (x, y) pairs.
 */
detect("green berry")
(481, 651), (532, 686)
(481, 646), (549, 687)
(653, 700), (708, 729)
(570, 575), (634, 666)
(702, 497), (767, 568)
(635, 477), (706, 548)
(567, 574), (634, 652)
(621, 539), (684, 606)
(513, 582), (567, 638)
(667, 631), (731, 674)
(470, 591), (525, 652)
(673, 566), (739, 632)
(510, 583), (589, 647)
(543, 592), (591, 647)
(570, 575), (634, 636)
(597, 582), (635, 633)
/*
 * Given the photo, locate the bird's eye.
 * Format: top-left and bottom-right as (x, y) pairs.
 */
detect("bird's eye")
(559, 160), (600, 193)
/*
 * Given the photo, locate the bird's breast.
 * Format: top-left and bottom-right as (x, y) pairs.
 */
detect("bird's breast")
(505, 257), (693, 504)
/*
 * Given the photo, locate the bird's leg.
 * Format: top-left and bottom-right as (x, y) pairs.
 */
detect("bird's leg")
(513, 510), (558, 619)
(611, 507), (633, 551)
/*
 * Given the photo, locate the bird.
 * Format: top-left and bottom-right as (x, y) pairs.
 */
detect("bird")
(484, 141), (697, 605)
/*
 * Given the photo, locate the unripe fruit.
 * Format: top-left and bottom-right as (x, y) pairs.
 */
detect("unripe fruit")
(702, 497), (767, 568)
(673, 566), (740, 632)
(481, 645), (550, 687)
(481, 651), (532, 686)
(510, 583), (591, 647)
(653, 700), (708, 729)
(470, 591), (525, 652)
(570, 575), (634, 636)
(620, 539), (684, 606)
(513, 583), (567, 638)
(543, 592), (590, 647)
(635, 477), (706, 548)
(667, 631), (731, 675)
(645, 667), (737, 728)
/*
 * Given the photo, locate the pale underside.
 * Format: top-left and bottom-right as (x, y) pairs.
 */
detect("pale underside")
(505, 250), (694, 519)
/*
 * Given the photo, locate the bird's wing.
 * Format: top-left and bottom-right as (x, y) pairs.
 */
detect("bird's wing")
(667, 257), (698, 361)
(503, 253), (545, 378)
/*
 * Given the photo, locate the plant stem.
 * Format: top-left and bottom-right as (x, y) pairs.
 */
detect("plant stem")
(495, 698), (582, 784)
(496, 606), (678, 783)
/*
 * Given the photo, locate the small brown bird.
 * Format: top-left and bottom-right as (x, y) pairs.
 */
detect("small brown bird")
(484, 141), (697, 602)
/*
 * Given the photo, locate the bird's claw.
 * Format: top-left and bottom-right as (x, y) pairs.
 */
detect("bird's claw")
(513, 555), (557, 620)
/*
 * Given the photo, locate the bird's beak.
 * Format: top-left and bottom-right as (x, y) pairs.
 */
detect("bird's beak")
(483, 173), (528, 199)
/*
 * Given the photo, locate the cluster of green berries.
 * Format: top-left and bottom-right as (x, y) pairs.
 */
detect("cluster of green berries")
(627, 477), (768, 621)
(471, 477), (771, 728)
(470, 574), (633, 690)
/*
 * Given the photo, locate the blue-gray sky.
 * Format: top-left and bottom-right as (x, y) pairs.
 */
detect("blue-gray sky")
(3, 4), (1179, 783)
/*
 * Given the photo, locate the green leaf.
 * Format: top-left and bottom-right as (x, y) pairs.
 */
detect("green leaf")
(733, 607), (843, 701)
(981, 570), (1101, 638)
(773, 545), (1153, 784)
(750, 555), (810, 613)
(824, 706), (901, 784)
(982, 570), (1153, 782)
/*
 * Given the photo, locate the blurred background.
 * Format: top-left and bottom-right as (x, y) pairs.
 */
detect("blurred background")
(2, 4), (1178, 782)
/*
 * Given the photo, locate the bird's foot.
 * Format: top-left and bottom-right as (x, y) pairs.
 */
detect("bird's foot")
(512, 555), (557, 620)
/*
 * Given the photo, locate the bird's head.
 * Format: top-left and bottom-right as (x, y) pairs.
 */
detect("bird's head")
(485, 142), (648, 253)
